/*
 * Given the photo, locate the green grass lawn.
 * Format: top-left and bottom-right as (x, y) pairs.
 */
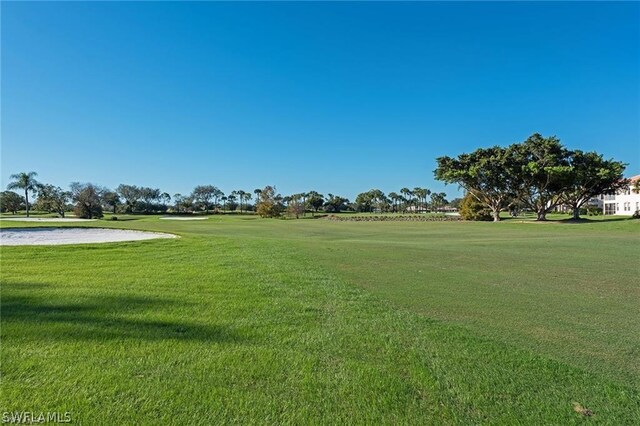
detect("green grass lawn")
(1, 215), (639, 424)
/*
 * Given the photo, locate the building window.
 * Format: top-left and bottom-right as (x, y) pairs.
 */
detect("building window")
(605, 203), (616, 215)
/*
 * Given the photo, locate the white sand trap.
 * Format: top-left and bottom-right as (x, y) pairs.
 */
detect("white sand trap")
(1, 217), (97, 222)
(0, 227), (177, 246)
(159, 216), (209, 221)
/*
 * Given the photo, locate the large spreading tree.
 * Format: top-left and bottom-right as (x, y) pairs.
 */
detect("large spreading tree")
(435, 146), (516, 221)
(508, 134), (573, 221)
(560, 150), (627, 219)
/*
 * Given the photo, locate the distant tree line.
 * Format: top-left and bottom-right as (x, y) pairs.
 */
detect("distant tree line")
(434, 133), (627, 221)
(1, 173), (455, 220)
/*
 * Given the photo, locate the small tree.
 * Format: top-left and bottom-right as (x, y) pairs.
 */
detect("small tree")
(116, 184), (142, 213)
(102, 191), (121, 214)
(0, 191), (24, 214)
(160, 192), (171, 210)
(287, 194), (305, 218)
(324, 194), (349, 213)
(306, 191), (324, 215)
(71, 183), (104, 219)
(139, 187), (161, 212)
(459, 193), (492, 221)
(256, 185), (283, 218)
(36, 184), (71, 217)
(7, 171), (39, 217)
(192, 185), (218, 213)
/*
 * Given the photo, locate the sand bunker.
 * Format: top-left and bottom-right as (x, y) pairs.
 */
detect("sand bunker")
(1, 217), (97, 222)
(0, 227), (177, 246)
(159, 216), (209, 221)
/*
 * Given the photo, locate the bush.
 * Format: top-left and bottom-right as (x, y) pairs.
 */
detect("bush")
(256, 201), (282, 218)
(632, 210), (640, 219)
(459, 194), (492, 221)
(583, 206), (602, 216)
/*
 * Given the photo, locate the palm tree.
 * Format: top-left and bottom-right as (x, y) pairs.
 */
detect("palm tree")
(400, 187), (412, 213)
(241, 192), (251, 212)
(254, 188), (262, 204)
(7, 171), (39, 217)
(235, 190), (247, 213)
(388, 192), (399, 212)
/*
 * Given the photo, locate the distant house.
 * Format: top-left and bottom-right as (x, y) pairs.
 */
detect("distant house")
(597, 175), (640, 216)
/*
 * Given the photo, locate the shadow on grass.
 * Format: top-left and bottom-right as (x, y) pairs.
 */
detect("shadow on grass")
(501, 216), (632, 224)
(556, 217), (632, 224)
(1, 286), (243, 343)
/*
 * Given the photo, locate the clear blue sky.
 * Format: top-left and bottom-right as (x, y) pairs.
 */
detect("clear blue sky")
(2, 2), (638, 200)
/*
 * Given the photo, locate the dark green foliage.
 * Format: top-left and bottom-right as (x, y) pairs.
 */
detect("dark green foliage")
(324, 194), (350, 213)
(559, 150), (627, 219)
(509, 134), (573, 221)
(0, 191), (24, 214)
(435, 133), (627, 221)
(435, 146), (515, 221)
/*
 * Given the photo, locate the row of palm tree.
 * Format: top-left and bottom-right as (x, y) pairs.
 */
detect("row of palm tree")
(388, 187), (436, 213)
(5, 171), (452, 217)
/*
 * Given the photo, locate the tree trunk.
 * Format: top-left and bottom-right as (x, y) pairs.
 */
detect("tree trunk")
(572, 207), (580, 220)
(25, 190), (30, 217)
(492, 209), (501, 222)
(536, 209), (547, 221)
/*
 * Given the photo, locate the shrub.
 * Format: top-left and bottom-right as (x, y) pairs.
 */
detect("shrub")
(632, 210), (640, 219)
(585, 206), (602, 216)
(459, 193), (492, 221)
